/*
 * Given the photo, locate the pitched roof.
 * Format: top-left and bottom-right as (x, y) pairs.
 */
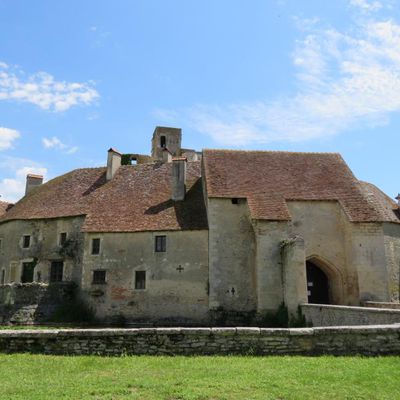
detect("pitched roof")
(0, 162), (208, 232)
(0, 201), (13, 217)
(203, 149), (398, 223)
(359, 181), (400, 223)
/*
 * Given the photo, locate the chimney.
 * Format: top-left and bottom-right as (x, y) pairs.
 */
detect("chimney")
(171, 157), (187, 201)
(396, 194), (400, 206)
(106, 148), (122, 181)
(25, 174), (43, 196)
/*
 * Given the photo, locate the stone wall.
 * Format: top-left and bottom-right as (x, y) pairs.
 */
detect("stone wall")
(0, 217), (85, 285)
(82, 230), (209, 325)
(301, 303), (400, 326)
(364, 301), (400, 309)
(0, 325), (400, 355)
(0, 282), (76, 324)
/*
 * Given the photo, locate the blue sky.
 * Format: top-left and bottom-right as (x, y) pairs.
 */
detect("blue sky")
(0, 0), (399, 202)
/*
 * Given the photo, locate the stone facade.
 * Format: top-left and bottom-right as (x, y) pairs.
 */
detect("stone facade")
(1, 325), (400, 355)
(0, 126), (399, 326)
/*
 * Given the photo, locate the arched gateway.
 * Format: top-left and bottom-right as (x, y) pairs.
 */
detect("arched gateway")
(306, 260), (330, 304)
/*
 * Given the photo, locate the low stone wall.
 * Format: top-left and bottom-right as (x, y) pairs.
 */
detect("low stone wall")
(363, 301), (400, 309)
(301, 303), (400, 326)
(0, 282), (76, 324)
(0, 325), (400, 355)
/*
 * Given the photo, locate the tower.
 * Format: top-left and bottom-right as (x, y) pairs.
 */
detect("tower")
(151, 126), (182, 161)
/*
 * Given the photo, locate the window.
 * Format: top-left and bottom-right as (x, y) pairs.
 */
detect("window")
(50, 261), (63, 283)
(22, 235), (31, 248)
(91, 238), (101, 255)
(59, 232), (67, 246)
(155, 235), (166, 252)
(21, 262), (35, 283)
(135, 271), (146, 290)
(0, 239), (2, 249)
(231, 198), (239, 204)
(160, 135), (166, 148)
(1, 269), (5, 285)
(92, 270), (106, 284)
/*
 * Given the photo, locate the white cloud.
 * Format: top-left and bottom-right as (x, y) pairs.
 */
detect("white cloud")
(0, 157), (47, 202)
(156, 5), (400, 146)
(0, 127), (20, 150)
(349, 0), (382, 12)
(42, 136), (78, 154)
(0, 63), (99, 112)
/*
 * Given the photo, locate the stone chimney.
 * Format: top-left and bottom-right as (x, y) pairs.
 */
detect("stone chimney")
(106, 148), (122, 181)
(25, 174), (43, 196)
(171, 157), (187, 201)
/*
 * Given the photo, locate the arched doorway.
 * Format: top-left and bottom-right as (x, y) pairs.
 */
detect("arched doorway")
(306, 260), (330, 304)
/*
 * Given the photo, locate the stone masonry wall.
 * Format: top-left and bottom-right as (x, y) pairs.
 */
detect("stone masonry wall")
(0, 325), (400, 355)
(0, 282), (76, 324)
(302, 303), (400, 326)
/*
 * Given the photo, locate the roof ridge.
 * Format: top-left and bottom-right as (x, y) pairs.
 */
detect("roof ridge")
(202, 148), (342, 156)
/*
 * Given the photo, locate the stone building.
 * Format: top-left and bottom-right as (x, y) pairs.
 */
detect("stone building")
(0, 126), (399, 325)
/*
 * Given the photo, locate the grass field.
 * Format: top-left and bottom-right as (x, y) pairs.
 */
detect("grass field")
(0, 355), (399, 399)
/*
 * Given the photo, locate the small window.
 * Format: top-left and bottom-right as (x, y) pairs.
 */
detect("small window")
(91, 238), (101, 255)
(231, 198), (239, 204)
(22, 235), (31, 248)
(0, 239), (2, 249)
(92, 270), (106, 284)
(160, 135), (166, 148)
(59, 232), (67, 246)
(50, 261), (63, 283)
(135, 271), (146, 290)
(1, 269), (5, 285)
(155, 235), (166, 252)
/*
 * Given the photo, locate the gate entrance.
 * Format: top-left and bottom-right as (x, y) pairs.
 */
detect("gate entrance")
(306, 260), (330, 304)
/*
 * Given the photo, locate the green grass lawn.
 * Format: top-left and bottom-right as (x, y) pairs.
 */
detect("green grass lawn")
(0, 355), (399, 399)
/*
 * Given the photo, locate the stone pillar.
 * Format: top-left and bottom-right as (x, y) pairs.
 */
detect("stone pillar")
(281, 235), (308, 316)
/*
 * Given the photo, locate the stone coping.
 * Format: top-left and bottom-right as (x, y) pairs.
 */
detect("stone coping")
(302, 303), (400, 314)
(1, 324), (400, 338)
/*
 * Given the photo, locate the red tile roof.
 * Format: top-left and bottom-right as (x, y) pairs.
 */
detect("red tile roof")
(0, 201), (13, 217)
(203, 149), (399, 223)
(0, 162), (208, 232)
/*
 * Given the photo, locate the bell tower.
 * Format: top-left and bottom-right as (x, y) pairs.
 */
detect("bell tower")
(151, 126), (182, 161)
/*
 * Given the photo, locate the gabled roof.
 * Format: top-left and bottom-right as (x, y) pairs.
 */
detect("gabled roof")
(203, 149), (399, 223)
(0, 162), (208, 232)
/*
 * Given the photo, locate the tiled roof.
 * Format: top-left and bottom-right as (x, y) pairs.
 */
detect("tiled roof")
(0, 162), (208, 232)
(203, 149), (397, 223)
(359, 181), (400, 223)
(0, 201), (13, 217)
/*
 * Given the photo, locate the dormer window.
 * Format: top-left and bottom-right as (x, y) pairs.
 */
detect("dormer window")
(160, 135), (166, 148)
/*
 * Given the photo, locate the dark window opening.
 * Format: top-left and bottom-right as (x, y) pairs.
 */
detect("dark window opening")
(0, 239), (2, 249)
(306, 261), (330, 304)
(135, 271), (146, 290)
(160, 135), (166, 148)
(50, 261), (63, 283)
(231, 198), (239, 204)
(59, 232), (67, 246)
(93, 270), (106, 284)
(21, 262), (35, 283)
(22, 235), (31, 248)
(91, 238), (101, 255)
(1, 269), (5, 285)
(155, 235), (166, 252)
